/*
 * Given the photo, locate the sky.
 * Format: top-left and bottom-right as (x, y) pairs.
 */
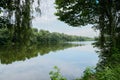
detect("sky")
(32, 0), (99, 38)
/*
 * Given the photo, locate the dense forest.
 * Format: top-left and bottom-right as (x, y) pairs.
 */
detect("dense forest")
(0, 0), (120, 80)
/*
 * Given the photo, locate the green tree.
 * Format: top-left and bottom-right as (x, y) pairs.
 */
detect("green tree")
(55, 1), (120, 80)
(0, 0), (40, 45)
(55, 0), (120, 69)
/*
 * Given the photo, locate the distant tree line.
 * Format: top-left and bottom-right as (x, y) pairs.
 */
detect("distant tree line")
(0, 28), (93, 45)
(31, 28), (94, 44)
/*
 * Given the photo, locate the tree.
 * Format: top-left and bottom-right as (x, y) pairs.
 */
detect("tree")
(55, 0), (120, 69)
(55, 0), (98, 26)
(55, 0), (120, 47)
(0, 0), (40, 44)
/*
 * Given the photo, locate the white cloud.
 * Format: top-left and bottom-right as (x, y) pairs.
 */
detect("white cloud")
(66, 25), (99, 37)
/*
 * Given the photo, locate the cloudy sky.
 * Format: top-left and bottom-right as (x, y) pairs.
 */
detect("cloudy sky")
(32, 0), (99, 38)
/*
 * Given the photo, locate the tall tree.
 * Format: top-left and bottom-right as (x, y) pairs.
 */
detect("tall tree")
(55, 0), (120, 68)
(0, 0), (40, 44)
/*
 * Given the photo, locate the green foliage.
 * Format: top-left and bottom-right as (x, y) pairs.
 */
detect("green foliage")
(31, 29), (93, 44)
(0, 28), (11, 44)
(55, 0), (97, 26)
(49, 66), (67, 80)
(0, 0), (41, 44)
(76, 67), (96, 80)
(78, 66), (120, 80)
(96, 67), (118, 80)
(0, 28), (93, 45)
(49, 66), (120, 80)
(81, 67), (95, 80)
(111, 48), (120, 63)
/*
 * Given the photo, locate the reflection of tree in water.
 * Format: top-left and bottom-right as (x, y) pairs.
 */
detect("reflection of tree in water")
(0, 43), (82, 64)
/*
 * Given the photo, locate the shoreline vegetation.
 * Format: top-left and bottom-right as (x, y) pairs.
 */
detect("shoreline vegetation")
(50, 65), (120, 80)
(0, 28), (94, 45)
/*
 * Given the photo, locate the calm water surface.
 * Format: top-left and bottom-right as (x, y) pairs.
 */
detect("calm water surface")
(0, 41), (99, 80)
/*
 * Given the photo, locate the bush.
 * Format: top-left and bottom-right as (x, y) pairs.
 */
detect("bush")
(49, 66), (67, 80)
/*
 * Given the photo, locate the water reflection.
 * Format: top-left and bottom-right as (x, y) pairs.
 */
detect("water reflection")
(0, 42), (98, 80)
(0, 43), (81, 64)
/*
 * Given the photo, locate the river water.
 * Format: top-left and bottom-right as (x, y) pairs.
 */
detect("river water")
(0, 41), (99, 80)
